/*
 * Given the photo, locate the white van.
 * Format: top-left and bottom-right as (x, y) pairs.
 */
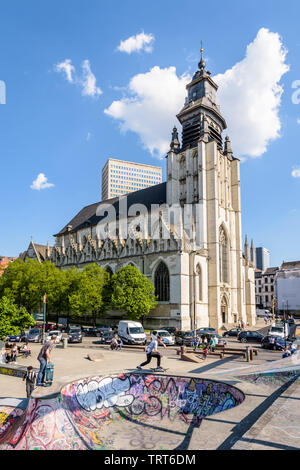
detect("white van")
(118, 321), (147, 345)
(269, 322), (290, 339)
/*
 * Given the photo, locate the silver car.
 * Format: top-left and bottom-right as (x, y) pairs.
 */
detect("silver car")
(27, 328), (43, 343)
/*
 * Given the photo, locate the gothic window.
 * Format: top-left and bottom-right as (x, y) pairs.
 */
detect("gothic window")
(154, 262), (170, 302)
(196, 264), (202, 301)
(219, 227), (229, 283)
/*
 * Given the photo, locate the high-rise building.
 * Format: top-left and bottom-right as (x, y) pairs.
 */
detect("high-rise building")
(101, 158), (163, 200)
(255, 247), (270, 271)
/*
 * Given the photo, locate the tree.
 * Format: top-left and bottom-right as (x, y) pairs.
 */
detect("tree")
(0, 296), (35, 339)
(0, 258), (43, 313)
(111, 265), (157, 320)
(69, 264), (109, 326)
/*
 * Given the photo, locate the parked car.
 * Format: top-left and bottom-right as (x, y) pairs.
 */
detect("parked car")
(175, 331), (195, 346)
(163, 327), (178, 335)
(98, 331), (115, 344)
(68, 327), (83, 343)
(45, 324), (56, 332)
(27, 328), (43, 343)
(237, 331), (264, 344)
(151, 330), (175, 346)
(46, 330), (62, 344)
(261, 335), (292, 351)
(82, 327), (99, 337)
(7, 331), (26, 342)
(222, 328), (243, 338)
(196, 327), (218, 335)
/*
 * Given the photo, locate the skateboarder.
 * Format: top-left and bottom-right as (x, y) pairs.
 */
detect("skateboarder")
(36, 335), (56, 386)
(137, 334), (166, 370)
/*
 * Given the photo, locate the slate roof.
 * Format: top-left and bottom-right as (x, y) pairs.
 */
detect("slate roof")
(54, 182), (167, 236)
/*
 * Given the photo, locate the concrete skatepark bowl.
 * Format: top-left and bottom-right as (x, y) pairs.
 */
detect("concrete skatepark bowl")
(0, 373), (244, 450)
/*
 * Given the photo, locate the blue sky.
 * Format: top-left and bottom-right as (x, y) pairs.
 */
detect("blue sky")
(0, 0), (299, 266)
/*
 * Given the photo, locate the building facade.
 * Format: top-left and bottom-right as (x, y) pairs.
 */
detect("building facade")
(23, 50), (256, 330)
(275, 261), (300, 315)
(255, 267), (278, 310)
(101, 158), (162, 200)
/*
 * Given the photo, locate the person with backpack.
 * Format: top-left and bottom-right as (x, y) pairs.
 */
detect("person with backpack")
(23, 366), (37, 398)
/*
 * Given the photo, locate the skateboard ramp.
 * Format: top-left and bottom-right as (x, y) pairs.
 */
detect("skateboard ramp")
(0, 373), (244, 450)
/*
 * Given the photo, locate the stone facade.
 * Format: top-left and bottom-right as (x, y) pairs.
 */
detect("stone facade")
(22, 50), (256, 330)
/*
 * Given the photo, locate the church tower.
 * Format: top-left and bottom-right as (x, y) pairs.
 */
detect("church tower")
(167, 47), (256, 328)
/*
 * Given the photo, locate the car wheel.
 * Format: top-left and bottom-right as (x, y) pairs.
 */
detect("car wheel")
(224, 334), (229, 338)
(241, 338), (247, 343)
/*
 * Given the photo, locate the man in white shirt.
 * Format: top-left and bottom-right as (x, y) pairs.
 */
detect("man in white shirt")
(137, 334), (167, 370)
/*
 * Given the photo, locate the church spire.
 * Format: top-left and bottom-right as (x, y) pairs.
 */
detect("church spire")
(170, 125), (180, 151)
(198, 43), (206, 73)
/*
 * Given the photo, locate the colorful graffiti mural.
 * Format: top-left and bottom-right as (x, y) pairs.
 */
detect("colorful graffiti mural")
(0, 373), (244, 450)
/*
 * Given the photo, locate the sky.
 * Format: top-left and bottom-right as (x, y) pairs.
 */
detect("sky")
(0, 0), (299, 267)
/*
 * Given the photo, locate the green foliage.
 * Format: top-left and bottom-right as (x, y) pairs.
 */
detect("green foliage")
(0, 296), (35, 339)
(111, 265), (157, 320)
(69, 264), (110, 325)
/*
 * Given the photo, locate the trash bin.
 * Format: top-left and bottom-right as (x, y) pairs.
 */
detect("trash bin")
(62, 338), (68, 349)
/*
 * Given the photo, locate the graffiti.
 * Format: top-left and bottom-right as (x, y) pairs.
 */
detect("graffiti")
(0, 367), (25, 379)
(75, 376), (134, 412)
(0, 373), (244, 450)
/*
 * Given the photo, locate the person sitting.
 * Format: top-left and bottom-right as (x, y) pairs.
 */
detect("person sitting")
(20, 342), (31, 358)
(282, 347), (292, 359)
(10, 344), (18, 362)
(110, 335), (121, 351)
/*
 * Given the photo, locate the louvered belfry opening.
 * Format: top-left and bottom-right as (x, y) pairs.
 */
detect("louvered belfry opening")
(155, 262), (170, 302)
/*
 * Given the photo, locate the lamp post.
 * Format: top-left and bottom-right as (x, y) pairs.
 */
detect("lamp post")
(42, 293), (47, 344)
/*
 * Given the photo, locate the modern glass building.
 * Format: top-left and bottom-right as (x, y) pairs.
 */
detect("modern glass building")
(101, 158), (163, 200)
(255, 247), (270, 271)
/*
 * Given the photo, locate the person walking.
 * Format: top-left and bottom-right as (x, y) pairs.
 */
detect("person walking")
(36, 335), (56, 386)
(137, 334), (166, 370)
(23, 366), (37, 398)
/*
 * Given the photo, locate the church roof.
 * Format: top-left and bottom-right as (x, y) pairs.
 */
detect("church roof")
(55, 182), (167, 236)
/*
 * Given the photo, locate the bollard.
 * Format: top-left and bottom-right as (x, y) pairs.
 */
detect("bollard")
(249, 348), (254, 361)
(180, 345), (186, 356)
(62, 338), (68, 349)
(246, 346), (250, 362)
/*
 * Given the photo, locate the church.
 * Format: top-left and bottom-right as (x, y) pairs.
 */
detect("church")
(22, 50), (256, 330)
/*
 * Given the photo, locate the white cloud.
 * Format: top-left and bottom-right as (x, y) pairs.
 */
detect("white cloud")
(80, 60), (102, 97)
(117, 32), (154, 54)
(30, 173), (54, 190)
(105, 28), (289, 159)
(297, 119), (300, 125)
(54, 59), (102, 98)
(55, 59), (75, 83)
(86, 132), (92, 141)
(104, 66), (190, 157)
(214, 28), (289, 158)
(291, 167), (300, 178)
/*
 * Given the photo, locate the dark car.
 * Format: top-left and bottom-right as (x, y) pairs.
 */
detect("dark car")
(163, 327), (178, 335)
(196, 327), (218, 335)
(7, 331), (26, 342)
(68, 328), (83, 343)
(175, 331), (195, 346)
(237, 330), (264, 343)
(261, 335), (288, 351)
(82, 327), (99, 337)
(222, 328), (242, 338)
(98, 331), (114, 344)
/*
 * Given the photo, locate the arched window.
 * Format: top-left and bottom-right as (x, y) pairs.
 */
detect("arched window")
(154, 262), (170, 302)
(219, 227), (229, 283)
(196, 264), (202, 301)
